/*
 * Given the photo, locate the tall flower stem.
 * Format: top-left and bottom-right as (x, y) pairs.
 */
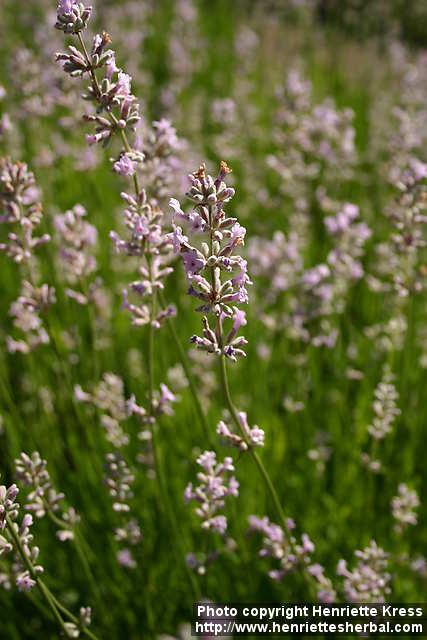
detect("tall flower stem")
(76, 31), (141, 199)
(5, 515), (99, 640)
(45, 505), (103, 609)
(74, 30), (207, 451)
(146, 260), (200, 598)
(75, 30), (208, 441)
(215, 313), (288, 530)
(158, 290), (212, 444)
(73, 27), (200, 596)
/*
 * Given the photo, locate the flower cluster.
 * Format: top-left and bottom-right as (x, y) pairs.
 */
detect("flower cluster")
(0, 481), (19, 532)
(362, 367), (401, 473)
(369, 158), (427, 298)
(55, 3), (182, 358)
(248, 515), (335, 601)
(76, 373), (177, 462)
(391, 483), (420, 533)
(110, 189), (175, 329)
(0, 479), (43, 592)
(7, 281), (56, 355)
(267, 69), (356, 201)
(15, 452), (79, 542)
(0, 158), (49, 263)
(54, 204), (98, 292)
(0, 158), (54, 354)
(75, 373), (131, 448)
(56, 28), (141, 151)
(248, 231), (302, 305)
(184, 451), (239, 536)
(367, 371), (400, 440)
(104, 453), (142, 569)
(337, 540), (391, 603)
(55, 0), (92, 35)
(248, 197), (370, 349)
(322, 201), (371, 284)
(217, 411), (264, 451)
(171, 162), (251, 361)
(137, 118), (185, 206)
(104, 453), (134, 514)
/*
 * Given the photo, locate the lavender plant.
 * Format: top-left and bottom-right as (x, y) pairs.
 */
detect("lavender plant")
(0, 476), (97, 639)
(0, 158), (54, 354)
(172, 162), (332, 595)
(391, 484), (420, 534)
(0, 0), (426, 634)
(337, 541), (391, 603)
(54, 0), (210, 444)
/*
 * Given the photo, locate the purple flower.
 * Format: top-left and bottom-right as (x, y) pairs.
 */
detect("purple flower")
(113, 155), (136, 177)
(302, 264), (330, 287)
(337, 541), (390, 603)
(172, 162), (251, 358)
(16, 572), (36, 592)
(232, 309), (246, 334)
(117, 548), (136, 569)
(185, 450), (238, 544)
(182, 250), (205, 278)
(170, 225), (188, 253)
(207, 515), (227, 534)
(55, 0), (92, 33)
(57, 0), (75, 14)
(115, 72), (132, 97)
(169, 198), (188, 222)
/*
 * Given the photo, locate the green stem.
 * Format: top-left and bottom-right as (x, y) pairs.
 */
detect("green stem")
(146, 262), (200, 598)
(5, 515), (69, 637)
(6, 515), (101, 639)
(217, 348), (288, 530)
(48, 592), (100, 640)
(205, 190), (288, 529)
(77, 32), (140, 198)
(158, 290), (212, 445)
(217, 343), (318, 599)
(77, 23), (200, 600)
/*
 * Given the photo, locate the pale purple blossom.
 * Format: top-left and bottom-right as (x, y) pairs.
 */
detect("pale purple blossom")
(337, 541), (391, 603)
(113, 154), (136, 177)
(391, 483), (419, 532)
(185, 451), (238, 536)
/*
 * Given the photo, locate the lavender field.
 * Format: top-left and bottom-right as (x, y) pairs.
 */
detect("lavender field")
(1, 0), (427, 638)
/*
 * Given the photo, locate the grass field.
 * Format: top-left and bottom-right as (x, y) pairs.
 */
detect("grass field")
(0, 1), (426, 638)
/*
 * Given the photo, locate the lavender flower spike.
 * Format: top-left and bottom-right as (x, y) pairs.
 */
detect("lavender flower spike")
(171, 161), (251, 361)
(184, 451), (238, 535)
(55, 1), (92, 34)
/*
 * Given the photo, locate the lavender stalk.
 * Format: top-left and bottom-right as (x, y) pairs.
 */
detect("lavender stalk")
(55, 1), (201, 595)
(1, 479), (98, 639)
(55, 0), (210, 443)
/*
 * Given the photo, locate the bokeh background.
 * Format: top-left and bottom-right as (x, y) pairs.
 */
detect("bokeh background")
(1, 0), (427, 638)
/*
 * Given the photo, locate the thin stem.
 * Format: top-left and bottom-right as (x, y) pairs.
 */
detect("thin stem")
(146, 260), (200, 598)
(77, 33), (100, 98)
(219, 353), (288, 528)
(215, 320), (288, 530)
(5, 515), (100, 639)
(5, 515), (68, 637)
(158, 289), (212, 445)
(205, 199), (288, 529)
(48, 592), (100, 640)
(76, 25), (200, 599)
(76, 32), (140, 197)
